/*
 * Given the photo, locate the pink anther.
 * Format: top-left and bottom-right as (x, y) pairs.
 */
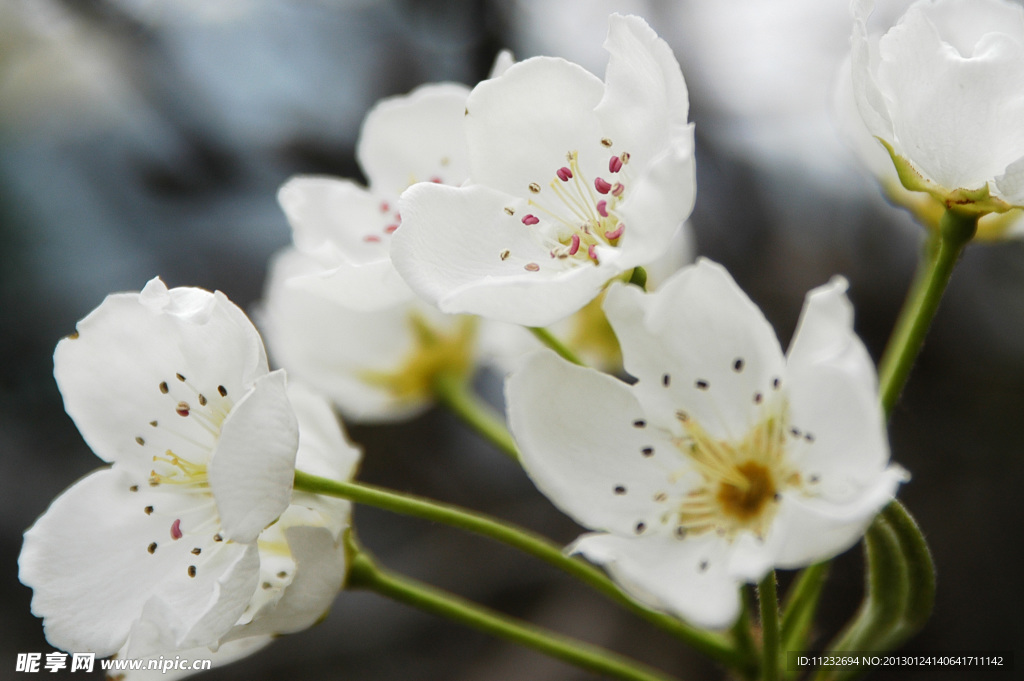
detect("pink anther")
(594, 178), (612, 194)
(588, 244), (598, 261)
(385, 224), (399, 234)
(556, 167), (573, 182)
(596, 200), (608, 217)
(605, 224), (625, 240)
(521, 214), (540, 226)
(364, 235), (382, 243)
(380, 201), (390, 213)
(171, 519), (183, 540)
(430, 176), (443, 184)
(611, 182), (624, 197)
(608, 155), (623, 173)
(569, 234), (581, 256)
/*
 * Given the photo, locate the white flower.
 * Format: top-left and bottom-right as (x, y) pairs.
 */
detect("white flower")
(261, 78), (492, 421)
(392, 13), (694, 327)
(852, 0), (1024, 212)
(114, 382), (361, 679)
(506, 259), (907, 628)
(260, 247), (474, 423)
(19, 278), (299, 657)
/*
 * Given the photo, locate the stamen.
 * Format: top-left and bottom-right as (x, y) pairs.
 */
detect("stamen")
(594, 178), (612, 194)
(611, 183), (624, 197)
(176, 402), (190, 417)
(596, 200), (608, 217)
(171, 519), (183, 540)
(568, 234), (581, 256)
(524, 262), (540, 272)
(556, 167), (573, 181)
(609, 156), (623, 173)
(521, 214), (540, 225)
(605, 224), (624, 240)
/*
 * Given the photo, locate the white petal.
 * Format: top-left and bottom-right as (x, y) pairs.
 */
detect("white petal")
(488, 49), (516, 79)
(114, 636), (272, 681)
(613, 140), (694, 268)
(20, 468), (257, 656)
(786, 276), (877, 396)
(851, 0), (896, 144)
(393, 182), (616, 326)
(358, 82), (471, 196)
(596, 14), (691, 167)
(604, 260), (785, 440)
(210, 370), (298, 543)
(54, 278), (268, 474)
(269, 246), (413, 312)
(125, 541), (260, 656)
(785, 279), (890, 492)
(465, 56), (606, 196)
(730, 466), (907, 575)
(571, 532), (741, 629)
(277, 176), (396, 268)
(259, 258), (444, 422)
(225, 524), (346, 639)
(876, 0), (1024, 189)
(507, 351), (682, 535)
(995, 154), (1024, 205)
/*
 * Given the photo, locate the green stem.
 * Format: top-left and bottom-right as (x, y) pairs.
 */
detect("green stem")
(347, 548), (680, 681)
(731, 587), (760, 681)
(877, 208), (978, 417)
(432, 371), (519, 461)
(780, 562), (829, 668)
(759, 571), (781, 681)
(293, 470), (741, 668)
(529, 326), (585, 365)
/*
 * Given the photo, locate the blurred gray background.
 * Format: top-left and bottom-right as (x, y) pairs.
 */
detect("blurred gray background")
(1, 1), (1021, 680)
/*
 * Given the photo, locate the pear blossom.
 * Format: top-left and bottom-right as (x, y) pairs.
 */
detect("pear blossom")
(19, 278), (299, 657)
(851, 0), (1024, 213)
(114, 382), (361, 679)
(391, 13), (695, 327)
(507, 259), (907, 628)
(261, 76), (500, 421)
(261, 246), (474, 423)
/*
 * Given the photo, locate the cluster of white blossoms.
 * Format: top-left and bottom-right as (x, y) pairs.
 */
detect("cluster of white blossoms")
(29, 0), (1024, 672)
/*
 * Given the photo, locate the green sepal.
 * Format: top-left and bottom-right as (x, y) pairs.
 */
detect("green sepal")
(813, 501), (935, 681)
(627, 266), (648, 290)
(880, 138), (1012, 216)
